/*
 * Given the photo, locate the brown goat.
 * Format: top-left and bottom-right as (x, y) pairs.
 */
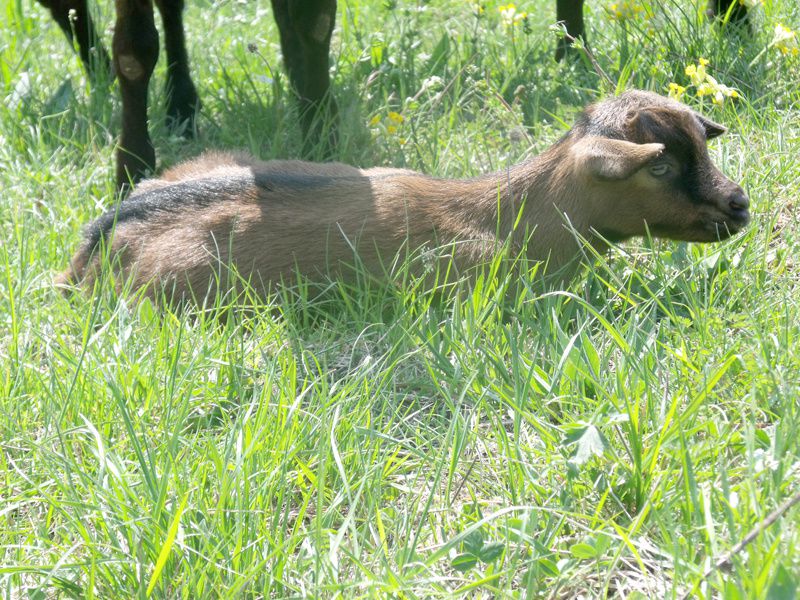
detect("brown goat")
(59, 90), (750, 304)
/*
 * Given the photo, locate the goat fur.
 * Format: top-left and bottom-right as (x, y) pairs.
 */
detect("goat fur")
(59, 90), (750, 303)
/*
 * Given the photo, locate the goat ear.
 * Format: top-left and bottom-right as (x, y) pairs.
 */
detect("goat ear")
(572, 136), (665, 181)
(696, 114), (726, 139)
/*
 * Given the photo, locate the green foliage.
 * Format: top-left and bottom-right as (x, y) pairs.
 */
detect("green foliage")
(2, 0), (800, 597)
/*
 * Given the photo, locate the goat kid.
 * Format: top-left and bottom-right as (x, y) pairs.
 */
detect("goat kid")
(59, 90), (750, 303)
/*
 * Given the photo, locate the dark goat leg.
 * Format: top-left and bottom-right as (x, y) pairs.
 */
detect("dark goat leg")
(113, 0), (159, 188)
(35, 0), (112, 79)
(271, 0), (338, 157)
(155, 0), (199, 133)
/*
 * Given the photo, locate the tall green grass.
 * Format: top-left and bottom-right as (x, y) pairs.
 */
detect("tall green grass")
(2, 0), (799, 597)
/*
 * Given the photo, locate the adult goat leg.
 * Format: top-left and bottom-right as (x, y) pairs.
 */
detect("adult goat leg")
(113, 0), (159, 189)
(707, 0), (750, 29)
(555, 0), (586, 61)
(155, 0), (199, 135)
(271, 0), (338, 157)
(36, 0), (111, 79)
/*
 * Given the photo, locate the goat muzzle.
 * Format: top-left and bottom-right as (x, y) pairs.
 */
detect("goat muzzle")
(726, 187), (750, 226)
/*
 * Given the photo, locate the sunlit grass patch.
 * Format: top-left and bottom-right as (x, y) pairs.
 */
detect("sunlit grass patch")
(1, 0), (800, 596)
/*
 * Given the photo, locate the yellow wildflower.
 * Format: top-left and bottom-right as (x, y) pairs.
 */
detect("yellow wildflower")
(370, 111), (405, 134)
(668, 82), (686, 101)
(499, 3), (527, 27)
(696, 82), (714, 97)
(713, 84), (739, 103)
(680, 58), (741, 105)
(696, 76), (738, 105)
(685, 59), (708, 86)
(773, 24), (799, 56)
(607, 0), (647, 21)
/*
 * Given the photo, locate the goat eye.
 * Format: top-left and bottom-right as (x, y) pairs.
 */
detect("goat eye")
(649, 162), (671, 177)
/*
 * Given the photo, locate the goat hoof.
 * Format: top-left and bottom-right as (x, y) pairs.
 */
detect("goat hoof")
(166, 80), (200, 138)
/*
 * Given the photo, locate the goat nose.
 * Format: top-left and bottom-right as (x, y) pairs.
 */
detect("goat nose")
(728, 188), (749, 212)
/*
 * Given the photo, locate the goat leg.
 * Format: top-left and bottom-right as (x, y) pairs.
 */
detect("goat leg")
(555, 0), (586, 62)
(272, 0), (338, 157)
(155, 0), (199, 136)
(707, 0), (750, 30)
(36, 0), (112, 82)
(113, 0), (159, 190)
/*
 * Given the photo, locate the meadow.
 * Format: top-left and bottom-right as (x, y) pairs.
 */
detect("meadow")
(1, 0), (799, 597)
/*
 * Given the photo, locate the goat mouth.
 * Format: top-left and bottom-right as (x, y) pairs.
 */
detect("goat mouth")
(702, 215), (749, 240)
(726, 208), (751, 227)
(650, 214), (748, 243)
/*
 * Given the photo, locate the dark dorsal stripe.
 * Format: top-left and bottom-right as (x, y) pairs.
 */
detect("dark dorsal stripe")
(82, 176), (258, 254)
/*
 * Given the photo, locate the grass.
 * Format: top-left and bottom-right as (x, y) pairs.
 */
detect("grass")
(2, 0), (800, 597)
